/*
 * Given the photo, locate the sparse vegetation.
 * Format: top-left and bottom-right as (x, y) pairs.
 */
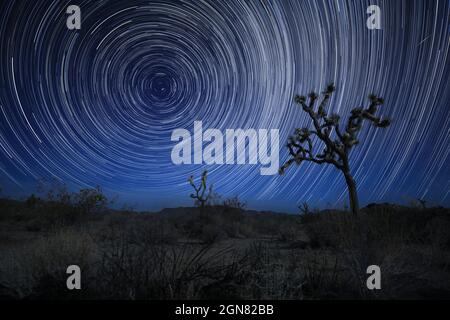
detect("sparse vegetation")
(75, 186), (108, 216)
(0, 188), (449, 299)
(0, 180), (449, 299)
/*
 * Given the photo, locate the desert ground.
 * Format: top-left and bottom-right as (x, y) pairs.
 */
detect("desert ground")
(1, 193), (449, 300)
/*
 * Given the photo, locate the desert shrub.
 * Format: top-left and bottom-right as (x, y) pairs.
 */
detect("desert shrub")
(95, 227), (154, 299)
(1, 229), (94, 299)
(297, 202), (322, 225)
(298, 205), (450, 299)
(28, 203), (77, 230)
(25, 194), (41, 209)
(221, 242), (305, 299)
(28, 182), (111, 229)
(96, 226), (236, 299)
(223, 196), (246, 211)
(38, 178), (72, 205)
(223, 199), (245, 218)
(74, 186), (108, 216)
(206, 191), (223, 206)
(300, 250), (345, 299)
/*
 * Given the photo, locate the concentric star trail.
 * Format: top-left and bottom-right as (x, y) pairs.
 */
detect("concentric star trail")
(0, 0), (449, 212)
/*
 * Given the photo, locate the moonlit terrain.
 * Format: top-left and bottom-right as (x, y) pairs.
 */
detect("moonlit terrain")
(0, 0), (449, 212)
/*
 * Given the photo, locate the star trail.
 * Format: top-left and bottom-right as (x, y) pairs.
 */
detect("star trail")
(0, 0), (449, 212)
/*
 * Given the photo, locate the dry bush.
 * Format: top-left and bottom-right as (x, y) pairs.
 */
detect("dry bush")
(95, 225), (237, 299)
(299, 205), (450, 299)
(213, 242), (305, 300)
(223, 196), (246, 212)
(299, 250), (345, 299)
(0, 228), (94, 299)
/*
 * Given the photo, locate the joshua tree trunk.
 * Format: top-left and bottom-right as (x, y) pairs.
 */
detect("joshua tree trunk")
(343, 170), (359, 216)
(200, 200), (206, 218)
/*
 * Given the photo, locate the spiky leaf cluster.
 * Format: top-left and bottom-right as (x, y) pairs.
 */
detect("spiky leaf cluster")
(280, 83), (391, 174)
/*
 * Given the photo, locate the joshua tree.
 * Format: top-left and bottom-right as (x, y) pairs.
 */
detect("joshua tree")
(279, 83), (391, 216)
(298, 202), (311, 215)
(188, 170), (213, 213)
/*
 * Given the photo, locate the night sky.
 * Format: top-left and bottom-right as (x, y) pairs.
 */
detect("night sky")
(0, 0), (449, 212)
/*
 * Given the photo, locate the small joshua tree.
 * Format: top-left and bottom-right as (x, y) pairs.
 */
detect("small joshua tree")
(279, 83), (391, 216)
(188, 170), (213, 214)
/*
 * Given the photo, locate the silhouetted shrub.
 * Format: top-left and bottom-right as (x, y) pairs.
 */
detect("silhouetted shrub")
(75, 186), (108, 216)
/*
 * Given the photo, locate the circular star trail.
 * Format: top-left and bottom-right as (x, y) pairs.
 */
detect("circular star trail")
(0, 0), (449, 211)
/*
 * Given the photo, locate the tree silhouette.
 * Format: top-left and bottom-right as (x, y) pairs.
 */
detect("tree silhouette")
(279, 84), (391, 216)
(188, 170), (213, 214)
